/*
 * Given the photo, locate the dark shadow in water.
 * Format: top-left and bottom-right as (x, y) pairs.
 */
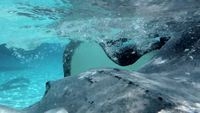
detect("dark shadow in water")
(0, 43), (66, 72)
(0, 77), (30, 91)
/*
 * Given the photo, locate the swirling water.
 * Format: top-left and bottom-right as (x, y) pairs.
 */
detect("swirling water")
(2, 0), (200, 49)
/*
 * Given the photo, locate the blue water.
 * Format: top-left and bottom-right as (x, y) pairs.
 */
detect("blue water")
(0, 0), (159, 108)
(0, 0), (70, 49)
(0, 0), (71, 108)
(2, 0), (194, 109)
(0, 43), (67, 108)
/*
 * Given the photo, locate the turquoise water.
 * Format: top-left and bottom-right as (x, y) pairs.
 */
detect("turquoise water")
(0, 1), (199, 112)
(0, 0), (70, 49)
(0, 0), (70, 108)
(0, 0), (158, 109)
(0, 43), (66, 108)
(71, 42), (157, 75)
(0, 42), (155, 108)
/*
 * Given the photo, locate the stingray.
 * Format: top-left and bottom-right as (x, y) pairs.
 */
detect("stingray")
(1, 1), (200, 113)
(3, 20), (200, 113)
(63, 36), (170, 77)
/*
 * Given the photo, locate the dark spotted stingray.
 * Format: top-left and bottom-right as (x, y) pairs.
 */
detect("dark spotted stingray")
(3, 22), (199, 113)
(1, 0), (200, 113)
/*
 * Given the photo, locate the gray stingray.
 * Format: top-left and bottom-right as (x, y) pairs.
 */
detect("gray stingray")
(63, 40), (81, 77)
(6, 21), (198, 113)
(1, 1), (200, 112)
(63, 36), (170, 77)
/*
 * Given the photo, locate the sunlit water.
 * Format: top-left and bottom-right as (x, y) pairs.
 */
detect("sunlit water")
(0, 0), (70, 108)
(0, 0), (70, 50)
(0, 43), (66, 108)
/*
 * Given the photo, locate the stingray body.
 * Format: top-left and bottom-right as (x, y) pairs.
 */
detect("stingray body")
(63, 36), (170, 77)
(99, 37), (170, 66)
(20, 24), (200, 113)
(1, 1), (200, 112)
(1, 23), (200, 113)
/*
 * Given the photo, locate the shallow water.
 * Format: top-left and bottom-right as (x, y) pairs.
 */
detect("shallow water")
(0, 0), (156, 108)
(0, 0), (68, 108)
(0, 42), (155, 108)
(0, 43), (65, 108)
(0, 0), (199, 111)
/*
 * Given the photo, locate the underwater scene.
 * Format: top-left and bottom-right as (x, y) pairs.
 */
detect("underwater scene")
(0, 0), (200, 113)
